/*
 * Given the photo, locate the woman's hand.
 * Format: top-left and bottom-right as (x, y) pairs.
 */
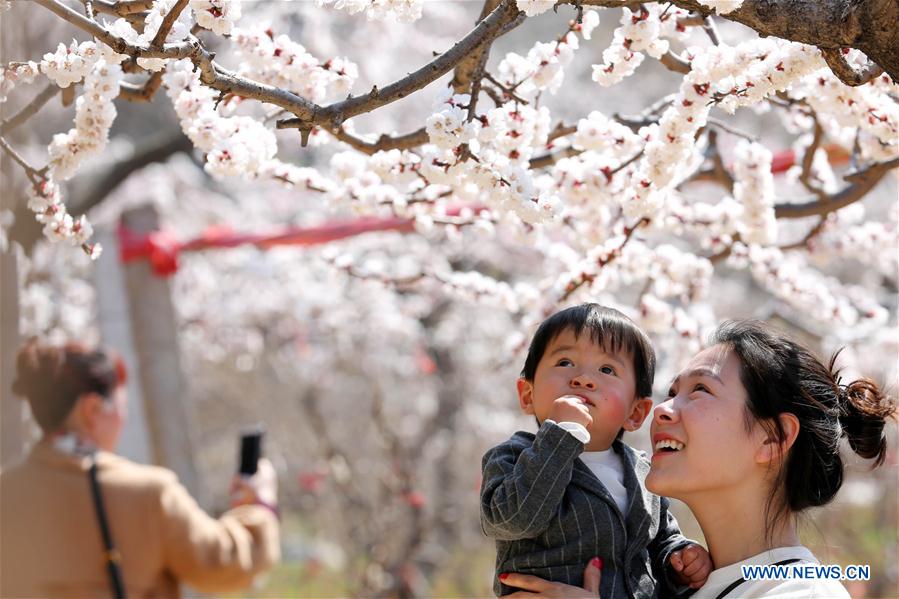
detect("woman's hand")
(501, 557), (602, 598)
(230, 458), (278, 509)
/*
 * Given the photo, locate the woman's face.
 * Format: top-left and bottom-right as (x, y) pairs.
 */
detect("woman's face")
(645, 343), (767, 499)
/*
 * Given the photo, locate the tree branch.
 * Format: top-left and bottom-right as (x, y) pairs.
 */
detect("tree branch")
(34, 0), (320, 116)
(659, 50), (691, 74)
(0, 137), (44, 183)
(89, 0), (154, 15)
(529, 147), (581, 169)
(450, 0), (501, 94)
(150, 0), (188, 48)
(329, 127), (429, 155)
(797, 116), (829, 202)
(0, 84), (59, 135)
(820, 48), (885, 87)
(278, 0), (522, 136)
(774, 156), (899, 219)
(70, 130), (193, 215)
(118, 71), (164, 102)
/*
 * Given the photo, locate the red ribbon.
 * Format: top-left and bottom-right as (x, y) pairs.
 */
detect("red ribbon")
(119, 216), (417, 277)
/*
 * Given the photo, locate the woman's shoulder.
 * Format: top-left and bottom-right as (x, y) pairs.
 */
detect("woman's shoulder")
(739, 577), (850, 598)
(694, 546), (851, 599)
(96, 451), (180, 492)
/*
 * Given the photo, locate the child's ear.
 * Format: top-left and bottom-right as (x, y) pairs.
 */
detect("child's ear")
(623, 397), (654, 432)
(755, 412), (800, 464)
(517, 378), (535, 415)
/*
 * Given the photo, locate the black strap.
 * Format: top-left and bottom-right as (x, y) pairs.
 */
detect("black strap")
(714, 558), (802, 599)
(88, 459), (127, 599)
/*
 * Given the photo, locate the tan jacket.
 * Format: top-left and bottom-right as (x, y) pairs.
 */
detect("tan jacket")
(0, 440), (280, 598)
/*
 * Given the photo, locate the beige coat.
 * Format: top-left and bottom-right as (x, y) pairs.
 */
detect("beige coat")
(0, 440), (280, 598)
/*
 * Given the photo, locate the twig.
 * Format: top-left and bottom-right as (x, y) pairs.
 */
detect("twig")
(329, 127), (429, 156)
(117, 71), (164, 102)
(548, 122), (578, 143)
(702, 15), (720, 45)
(150, 0), (189, 48)
(659, 51), (691, 74)
(529, 147), (581, 169)
(558, 217), (649, 302)
(278, 0), (522, 138)
(0, 136), (45, 183)
(774, 156), (899, 219)
(779, 217), (828, 251)
(706, 117), (759, 141)
(797, 116), (828, 202)
(481, 76), (530, 105)
(0, 84), (59, 135)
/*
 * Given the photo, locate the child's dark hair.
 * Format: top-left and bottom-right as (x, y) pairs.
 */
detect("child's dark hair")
(10, 338), (127, 433)
(522, 303), (656, 399)
(711, 320), (895, 534)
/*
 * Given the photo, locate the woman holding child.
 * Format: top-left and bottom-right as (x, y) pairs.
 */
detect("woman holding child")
(498, 314), (894, 598)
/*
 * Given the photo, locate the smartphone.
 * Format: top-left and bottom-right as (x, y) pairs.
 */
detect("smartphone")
(238, 424), (265, 476)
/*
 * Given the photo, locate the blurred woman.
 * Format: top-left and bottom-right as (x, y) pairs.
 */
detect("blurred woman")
(501, 320), (895, 598)
(0, 338), (280, 598)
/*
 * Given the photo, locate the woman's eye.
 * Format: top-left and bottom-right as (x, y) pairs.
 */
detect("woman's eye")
(600, 365), (616, 375)
(693, 384), (709, 394)
(666, 387), (676, 398)
(556, 358), (573, 367)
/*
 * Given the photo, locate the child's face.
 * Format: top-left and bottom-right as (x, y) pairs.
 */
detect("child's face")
(518, 328), (653, 452)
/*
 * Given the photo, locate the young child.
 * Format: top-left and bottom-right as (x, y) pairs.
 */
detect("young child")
(481, 303), (711, 597)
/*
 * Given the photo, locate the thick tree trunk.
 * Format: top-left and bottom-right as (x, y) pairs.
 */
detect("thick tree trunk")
(120, 205), (204, 504)
(0, 245), (24, 468)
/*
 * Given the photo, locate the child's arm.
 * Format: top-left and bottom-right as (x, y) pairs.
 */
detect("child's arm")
(480, 421), (584, 541)
(648, 496), (705, 597)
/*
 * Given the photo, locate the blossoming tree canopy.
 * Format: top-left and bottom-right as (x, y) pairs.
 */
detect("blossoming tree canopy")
(1, 0), (897, 361)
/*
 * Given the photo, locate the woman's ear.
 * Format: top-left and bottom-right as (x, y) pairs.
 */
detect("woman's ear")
(623, 397), (654, 432)
(755, 412), (800, 464)
(517, 378), (535, 415)
(72, 392), (104, 428)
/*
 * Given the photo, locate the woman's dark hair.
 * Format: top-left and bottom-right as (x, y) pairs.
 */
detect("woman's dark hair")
(10, 338), (127, 433)
(522, 303), (656, 399)
(711, 320), (895, 531)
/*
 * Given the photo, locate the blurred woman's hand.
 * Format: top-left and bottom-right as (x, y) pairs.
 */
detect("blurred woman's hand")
(230, 458), (277, 508)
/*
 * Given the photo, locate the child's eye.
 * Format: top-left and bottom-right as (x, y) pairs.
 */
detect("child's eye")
(600, 365), (616, 375)
(556, 358), (574, 367)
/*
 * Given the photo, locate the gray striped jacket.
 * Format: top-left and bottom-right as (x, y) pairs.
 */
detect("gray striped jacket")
(481, 421), (692, 598)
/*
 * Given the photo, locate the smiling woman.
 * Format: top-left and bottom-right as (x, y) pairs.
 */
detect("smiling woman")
(645, 320), (896, 599)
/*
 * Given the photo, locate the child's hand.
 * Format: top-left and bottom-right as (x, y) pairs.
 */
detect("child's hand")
(549, 395), (594, 428)
(669, 543), (712, 590)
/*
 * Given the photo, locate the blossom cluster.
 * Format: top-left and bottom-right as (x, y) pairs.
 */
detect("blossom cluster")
(232, 25), (358, 102)
(0, 61), (40, 103)
(592, 6), (663, 87)
(190, 0), (242, 35)
(47, 61), (123, 181)
(162, 60), (278, 179)
(729, 243), (886, 326)
(315, 0), (423, 23)
(794, 70), (899, 163)
(731, 140), (777, 245)
(25, 178), (101, 258)
(632, 39), (826, 219)
(40, 41), (107, 88)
